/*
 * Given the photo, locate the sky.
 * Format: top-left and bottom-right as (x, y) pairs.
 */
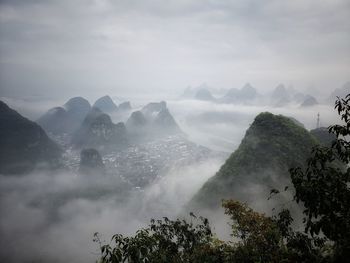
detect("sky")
(0, 0), (349, 98)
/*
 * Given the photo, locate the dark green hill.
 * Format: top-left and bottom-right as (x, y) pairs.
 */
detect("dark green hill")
(0, 101), (62, 174)
(190, 112), (318, 210)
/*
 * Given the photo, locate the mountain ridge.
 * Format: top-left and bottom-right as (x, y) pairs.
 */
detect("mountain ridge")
(0, 100), (62, 174)
(190, 112), (318, 210)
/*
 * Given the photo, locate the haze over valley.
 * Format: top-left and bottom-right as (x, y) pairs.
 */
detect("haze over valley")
(0, 0), (349, 262)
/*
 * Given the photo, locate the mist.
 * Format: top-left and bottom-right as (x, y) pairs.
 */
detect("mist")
(0, 157), (223, 263)
(1, 0), (349, 262)
(0, 92), (339, 262)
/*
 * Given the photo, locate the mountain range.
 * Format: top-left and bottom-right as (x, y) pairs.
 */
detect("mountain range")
(37, 96), (91, 135)
(37, 95), (132, 135)
(179, 82), (350, 107)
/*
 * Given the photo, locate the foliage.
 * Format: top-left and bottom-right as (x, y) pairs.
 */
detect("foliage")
(290, 95), (350, 261)
(94, 215), (232, 263)
(95, 200), (324, 262)
(222, 200), (283, 262)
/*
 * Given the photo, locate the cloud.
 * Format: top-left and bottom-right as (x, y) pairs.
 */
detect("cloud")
(0, 0), (349, 97)
(0, 88), (341, 262)
(167, 99), (338, 151)
(0, 158), (223, 262)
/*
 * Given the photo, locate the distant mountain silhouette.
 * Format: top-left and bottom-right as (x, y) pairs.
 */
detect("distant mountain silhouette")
(180, 84), (228, 100)
(194, 88), (215, 101)
(141, 101), (167, 116)
(271, 84), (291, 107)
(126, 111), (147, 128)
(240, 83), (258, 101)
(141, 101), (181, 133)
(0, 100), (62, 174)
(118, 101), (132, 111)
(64, 97), (91, 123)
(154, 108), (182, 134)
(93, 95), (118, 113)
(37, 96), (91, 134)
(221, 83), (257, 103)
(301, 95), (318, 107)
(71, 108), (128, 151)
(126, 101), (182, 142)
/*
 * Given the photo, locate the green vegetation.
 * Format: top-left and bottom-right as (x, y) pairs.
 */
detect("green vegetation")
(94, 200), (326, 263)
(191, 111), (318, 209)
(290, 95), (350, 261)
(95, 95), (350, 262)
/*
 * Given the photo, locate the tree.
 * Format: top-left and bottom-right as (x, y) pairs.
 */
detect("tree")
(94, 215), (231, 263)
(290, 94), (350, 261)
(222, 200), (283, 262)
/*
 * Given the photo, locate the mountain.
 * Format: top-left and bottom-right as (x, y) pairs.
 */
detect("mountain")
(125, 111), (148, 140)
(93, 95), (118, 113)
(126, 111), (147, 128)
(37, 96), (91, 134)
(190, 112), (318, 210)
(194, 88), (215, 101)
(301, 95), (318, 107)
(0, 100), (62, 174)
(181, 84), (229, 100)
(310, 127), (336, 146)
(153, 108), (182, 134)
(141, 101), (182, 134)
(63, 96), (91, 123)
(271, 84), (291, 107)
(71, 108), (128, 151)
(222, 83), (257, 103)
(240, 83), (257, 101)
(37, 107), (69, 134)
(79, 148), (105, 175)
(126, 101), (182, 142)
(141, 101), (167, 116)
(328, 82), (350, 103)
(222, 88), (239, 102)
(118, 101), (132, 111)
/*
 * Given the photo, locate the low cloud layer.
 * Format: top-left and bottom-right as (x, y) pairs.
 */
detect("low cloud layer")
(0, 158), (223, 263)
(0, 94), (340, 262)
(168, 99), (338, 151)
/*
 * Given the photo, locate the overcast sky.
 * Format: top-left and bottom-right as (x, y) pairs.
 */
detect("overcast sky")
(0, 0), (349, 98)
